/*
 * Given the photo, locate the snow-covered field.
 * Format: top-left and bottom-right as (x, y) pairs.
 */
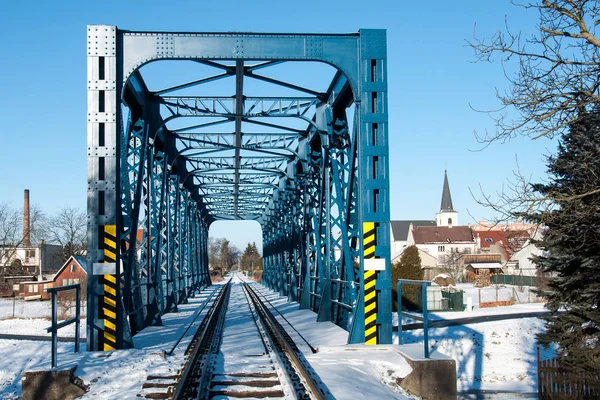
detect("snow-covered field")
(397, 318), (552, 394)
(0, 297), (86, 338)
(0, 298), (53, 319)
(0, 282), (553, 399)
(0, 339), (76, 398)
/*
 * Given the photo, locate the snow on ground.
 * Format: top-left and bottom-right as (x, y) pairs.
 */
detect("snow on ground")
(0, 276), (554, 399)
(0, 298), (53, 319)
(0, 339), (76, 399)
(0, 297), (86, 338)
(253, 278), (553, 398)
(0, 287), (219, 399)
(396, 317), (554, 395)
(0, 317), (84, 337)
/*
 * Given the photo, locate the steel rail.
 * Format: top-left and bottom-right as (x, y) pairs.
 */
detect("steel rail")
(172, 280), (231, 400)
(166, 285), (221, 356)
(240, 274), (318, 354)
(242, 282), (330, 400)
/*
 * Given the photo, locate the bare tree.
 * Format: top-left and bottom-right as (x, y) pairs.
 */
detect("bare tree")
(208, 237), (240, 276)
(439, 248), (471, 283)
(208, 237), (223, 271)
(46, 206), (86, 261)
(28, 204), (48, 246)
(468, 1), (600, 143)
(0, 202), (19, 248)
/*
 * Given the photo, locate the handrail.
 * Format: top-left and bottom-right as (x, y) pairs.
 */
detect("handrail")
(45, 284), (81, 368)
(397, 279), (431, 358)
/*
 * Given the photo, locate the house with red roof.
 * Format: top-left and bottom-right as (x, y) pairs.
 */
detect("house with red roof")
(18, 255), (87, 300)
(473, 229), (541, 276)
(407, 224), (478, 261)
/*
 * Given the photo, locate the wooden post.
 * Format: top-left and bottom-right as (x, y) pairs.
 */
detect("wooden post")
(495, 286), (499, 303)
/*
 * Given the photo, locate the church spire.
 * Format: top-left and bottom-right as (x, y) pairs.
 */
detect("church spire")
(440, 169), (455, 212)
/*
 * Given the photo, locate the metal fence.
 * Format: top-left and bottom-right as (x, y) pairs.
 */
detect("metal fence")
(397, 279), (432, 358)
(46, 284), (81, 368)
(491, 274), (538, 287)
(460, 285), (544, 307)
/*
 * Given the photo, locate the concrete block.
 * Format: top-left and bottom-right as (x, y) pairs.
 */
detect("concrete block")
(22, 366), (87, 400)
(396, 346), (457, 400)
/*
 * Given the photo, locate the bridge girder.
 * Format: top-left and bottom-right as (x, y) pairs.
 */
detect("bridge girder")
(87, 26), (391, 351)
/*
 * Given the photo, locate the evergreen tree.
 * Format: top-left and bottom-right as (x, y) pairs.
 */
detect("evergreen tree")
(526, 112), (600, 379)
(391, 245), (423, 311)
(241, 242), (262, 274)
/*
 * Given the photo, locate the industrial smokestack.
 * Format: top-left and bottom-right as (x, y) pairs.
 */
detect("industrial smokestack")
(23, 189), (31, 246)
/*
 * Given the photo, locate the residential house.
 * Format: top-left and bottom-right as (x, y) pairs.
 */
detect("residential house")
(470, 220), (537, 235)
(505, 230), (544, 276)
(0, 242), (63, 297)
(473, 229), (541, 276)
(407, 224), (478, 264)
(19, 256), (87, 300)
(0, 243), (63, 275)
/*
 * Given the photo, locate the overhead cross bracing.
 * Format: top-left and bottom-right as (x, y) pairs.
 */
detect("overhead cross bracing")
(149, 67), (324, 221)
(86, 26), (392, 352)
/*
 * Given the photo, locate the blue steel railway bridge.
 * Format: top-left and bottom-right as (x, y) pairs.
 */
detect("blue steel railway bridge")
(86, 26), (392, 352)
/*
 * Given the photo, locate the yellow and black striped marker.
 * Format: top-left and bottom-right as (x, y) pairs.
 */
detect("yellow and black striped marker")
(363, 222), (378, 345)
(103, 225), (118, 351)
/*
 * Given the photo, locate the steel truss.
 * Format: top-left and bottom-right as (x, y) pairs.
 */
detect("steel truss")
(87, 26), (391, 350)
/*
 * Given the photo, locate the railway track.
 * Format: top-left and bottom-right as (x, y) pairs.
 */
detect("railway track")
(143, 275), (330, 399)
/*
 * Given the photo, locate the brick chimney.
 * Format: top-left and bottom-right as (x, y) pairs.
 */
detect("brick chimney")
(23, 189), (31, 246)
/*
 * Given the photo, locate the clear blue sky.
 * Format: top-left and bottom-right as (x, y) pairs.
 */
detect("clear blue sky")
(0, 1), (553, 251)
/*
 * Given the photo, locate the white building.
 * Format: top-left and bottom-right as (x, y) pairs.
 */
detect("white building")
(407, 224), (477, 262)
(0, 243), (63, 276)
(505, 230), (544, 276)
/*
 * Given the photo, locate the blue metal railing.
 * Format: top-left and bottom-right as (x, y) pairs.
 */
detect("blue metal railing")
(45, 284), (81, 368)
(397, 279), (431, 358)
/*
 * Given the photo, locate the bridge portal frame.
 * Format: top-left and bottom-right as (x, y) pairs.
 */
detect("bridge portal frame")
(86, 25), (391, 351)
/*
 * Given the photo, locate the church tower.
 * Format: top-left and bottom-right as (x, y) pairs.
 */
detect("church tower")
(436, 170), (458, 227)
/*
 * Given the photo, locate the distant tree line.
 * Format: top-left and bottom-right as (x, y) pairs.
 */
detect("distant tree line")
(208, 238), (263, 280)
(208, 238), (240, 276)
(241, 242), (263, 281)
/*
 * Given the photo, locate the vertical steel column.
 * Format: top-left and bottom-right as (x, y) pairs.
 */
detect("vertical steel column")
(349, 30), (392, 344)
(86, 26), (131, 350)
